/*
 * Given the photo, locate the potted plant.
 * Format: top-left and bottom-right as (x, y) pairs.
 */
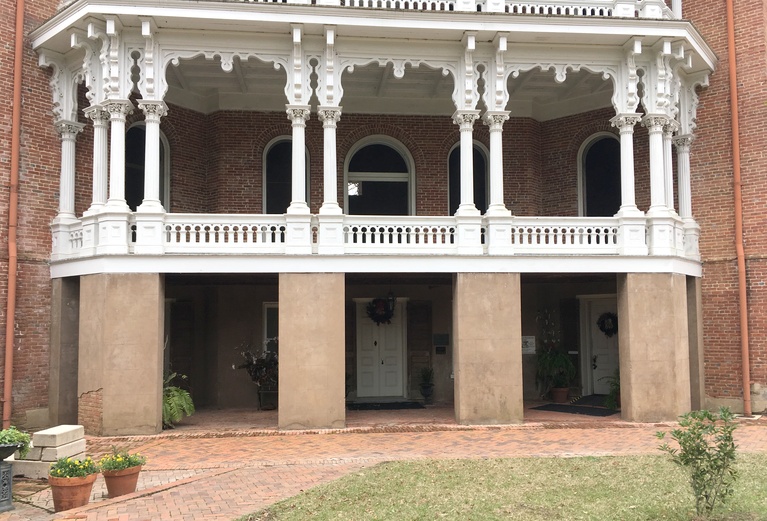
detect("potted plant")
(163, 372), (195, 428)
(235, 339), (279, 410)
(536, 348), (577, 403)
(535, 308), (577, 403)
(99, 446), (147, 498)
(48, 456), (100, 512)
(601, 368), (621, 410)
(419, 367), (435, 403)
(0, 426), (31, 513)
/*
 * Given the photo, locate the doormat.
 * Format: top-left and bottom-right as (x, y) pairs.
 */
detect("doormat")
(570, 394), (608, 407)
(531, 403), (618, 417)
(347, 402), (425, 411)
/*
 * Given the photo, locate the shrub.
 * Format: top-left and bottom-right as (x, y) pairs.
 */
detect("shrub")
(0, 426), (31, 458)
(49, 457), (99, 478)
(163, 372), (195, 428)
(656, 407), (738, 517)
(99, 446), (147, 471)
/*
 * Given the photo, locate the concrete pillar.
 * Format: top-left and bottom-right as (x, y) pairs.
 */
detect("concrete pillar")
(453, 273), (523, 424)
(278, 273), (345, 429)
(617, 273), (691, 422)
(49, 277), (80, 425)
(687, 276), (705, 410)
(78, 274), (164, 435)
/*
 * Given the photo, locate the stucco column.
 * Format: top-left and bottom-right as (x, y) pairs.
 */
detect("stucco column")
(286, 105), (311, 214)
(83, 106), (109, 214)
(452, 110), (481, 216)
(104, 100), (133, 209)
(78, 273), (164, 435)
(278, 273), (345, 430)
(617, 273), (691, 422)
(454, 273), (523, 424)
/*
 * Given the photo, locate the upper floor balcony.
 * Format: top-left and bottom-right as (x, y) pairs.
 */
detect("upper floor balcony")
(35, 0), (711, 277)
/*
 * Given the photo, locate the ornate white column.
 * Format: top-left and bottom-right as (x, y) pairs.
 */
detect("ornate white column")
(483, 111), (513, 255)
(317, 106), (344, 255)
(663, 120), (679, 214)
(285, 105), (312, 254)
(81, 106), (110, 256)
(674, 134), (700, 260)
(51, 121), (84, 260)
(452, 110), (482, 255)
(83, 106), (109, 214)
(453, 110), (481, 216)
(610, 114), (647, 255)
(133, 100), (168, 255)
(98, 99), (134, 255)
(643, 114), (675, 255)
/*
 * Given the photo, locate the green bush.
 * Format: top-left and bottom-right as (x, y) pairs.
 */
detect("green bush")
(656, 407), (738, 517)
(0, 426), (31, 458)
(163, 372), (195, 428)
(49, 457), (99, 478)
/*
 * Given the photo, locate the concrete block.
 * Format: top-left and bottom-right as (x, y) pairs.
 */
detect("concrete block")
(41, 439), (86, 461)
(25, 447), (42, 461)
(31, 425), (84, 448)
(11, 460), (51, 480)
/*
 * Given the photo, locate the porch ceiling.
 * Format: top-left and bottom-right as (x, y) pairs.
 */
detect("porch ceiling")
(165, 56), (614, 120)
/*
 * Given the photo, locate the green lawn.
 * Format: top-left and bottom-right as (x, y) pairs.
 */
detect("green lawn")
(243, 453), (767, 521)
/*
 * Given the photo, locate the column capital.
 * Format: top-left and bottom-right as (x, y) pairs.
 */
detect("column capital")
(663, 119), (680, 135)
(610, 113), (642, 130)
(452, 109), (481, 130)
(54, 120), (84, 138)
(673, 134), (695, 149)
(83, 105), (110, 125)
(286, 104), (311, 125)
(317, 106), (342, 127)
(103, 99), (134, 120)
(641, 113), (670, 132)
(482, 110), (510, 130)
(138, 100), (168, 121)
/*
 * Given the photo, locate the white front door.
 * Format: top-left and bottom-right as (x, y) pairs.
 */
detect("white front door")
(581, 296), (619, 395)
(356, 302), (405, 398)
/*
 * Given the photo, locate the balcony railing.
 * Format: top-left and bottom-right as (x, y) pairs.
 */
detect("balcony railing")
(238, 0), (677, 19)
(52, 212), (697, 261)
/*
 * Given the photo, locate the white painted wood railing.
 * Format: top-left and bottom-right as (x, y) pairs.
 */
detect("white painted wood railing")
(240, 0), (676, 18)
(51, 212), (700, 260)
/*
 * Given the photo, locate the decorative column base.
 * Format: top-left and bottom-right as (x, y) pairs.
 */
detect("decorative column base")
(615, 0), (638, 17)
(96, 209), (132, 255)
(617, 213), (648, 256)
(284, 214), (313, 255)
(646, 213), (676, 256)
(455, 215), (483, 255)
(80, 213), (99, 257)
(485, 215), (514, 255)
(133, 209), (166, 255)
(317, 214), (345, 255)
(51, 215), (81, 261)
(683, 218), (701, 261)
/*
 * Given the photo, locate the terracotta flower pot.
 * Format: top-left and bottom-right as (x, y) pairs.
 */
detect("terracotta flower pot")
(103, 465), (142, 498)
(550, 387), (570, 403)
(48, 473), (97, 512)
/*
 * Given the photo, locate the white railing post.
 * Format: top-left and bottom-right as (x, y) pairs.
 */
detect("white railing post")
(613, 1), (637, 17)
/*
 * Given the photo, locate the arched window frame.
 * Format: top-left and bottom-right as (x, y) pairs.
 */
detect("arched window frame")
(262, 136), (310, 214)
(343, 136), (416, 215)
(447, 140), (489, 215)
(125, 122), (170, 211)
(577, 132), (620, 217)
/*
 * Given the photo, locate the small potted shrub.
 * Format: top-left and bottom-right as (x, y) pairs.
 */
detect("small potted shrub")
(536, 349), (577, 403)
(235, 339), (279, 410)
(163, 372), (195, 428)
(99, 446), (147, 498)
(0, 426), (31, 512)
(48, 456), (100, 512)
(419, 367), (435, 403)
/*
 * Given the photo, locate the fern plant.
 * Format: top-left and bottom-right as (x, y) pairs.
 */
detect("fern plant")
(163, 372), (195, 429)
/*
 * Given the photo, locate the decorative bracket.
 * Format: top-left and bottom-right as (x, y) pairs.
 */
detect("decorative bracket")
(481, 33), (509, 113)
(38, 51), (79, 123)
(452, 32), (480, 111)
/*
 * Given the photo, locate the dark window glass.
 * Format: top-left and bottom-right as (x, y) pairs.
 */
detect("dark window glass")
(265, 141), (293, 214)
(448, 146), (487, 215)
(584, 138), (621, 217)
(348, 181), (408, 215)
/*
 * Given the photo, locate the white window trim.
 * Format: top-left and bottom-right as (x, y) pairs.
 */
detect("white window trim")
(447, 140), (489, 215)
(343, 135), (416, 215)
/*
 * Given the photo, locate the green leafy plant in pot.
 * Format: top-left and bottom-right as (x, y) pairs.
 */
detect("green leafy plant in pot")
(535, 308), (576, 403)
(419, 367), (435, 403)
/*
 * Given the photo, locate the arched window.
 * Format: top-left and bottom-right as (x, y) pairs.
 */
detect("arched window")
(579, 134), (621, 217)
(263, 138), (309, 214)
(448, 143), (488, 215)
(345, 138), (414, 215)
(125, 124), (169, 211)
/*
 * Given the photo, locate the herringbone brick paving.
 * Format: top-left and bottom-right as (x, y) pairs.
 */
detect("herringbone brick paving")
(4, 407), (766, 520)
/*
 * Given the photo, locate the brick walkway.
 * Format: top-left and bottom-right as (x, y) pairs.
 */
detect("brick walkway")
(4, 407), (766, 521)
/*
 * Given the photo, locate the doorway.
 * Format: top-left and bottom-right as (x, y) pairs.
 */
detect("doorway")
(355, 300), (407, 398)
(579, 295), (619, 395)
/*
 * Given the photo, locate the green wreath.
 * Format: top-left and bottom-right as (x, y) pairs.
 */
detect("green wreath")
(596, 312), (618, 338)
(366, 298), (395, 326)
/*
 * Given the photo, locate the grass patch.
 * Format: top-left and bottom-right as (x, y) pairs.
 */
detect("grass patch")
(241, 453), (767, 521)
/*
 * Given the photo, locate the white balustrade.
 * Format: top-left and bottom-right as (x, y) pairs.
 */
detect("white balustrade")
(342, 216), (457, 254)
(164, 214), (289, 254)
(510, 217), (619, 255)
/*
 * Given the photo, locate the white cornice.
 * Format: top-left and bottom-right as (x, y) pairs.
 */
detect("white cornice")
(33, 1), (716, 73)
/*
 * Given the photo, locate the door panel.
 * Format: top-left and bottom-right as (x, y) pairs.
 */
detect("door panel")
(588, 298), (619, 394)
(356, 302), (405, 397)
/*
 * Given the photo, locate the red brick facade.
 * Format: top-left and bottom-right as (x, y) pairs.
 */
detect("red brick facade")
(1, 0), (764, 427)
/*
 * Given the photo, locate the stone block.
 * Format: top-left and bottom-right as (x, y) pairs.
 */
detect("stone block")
(31, 425), (84, 448)
(40, 439), (86, 461)
(25, 447), (42, 461)
(10, 460), (51, 480)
